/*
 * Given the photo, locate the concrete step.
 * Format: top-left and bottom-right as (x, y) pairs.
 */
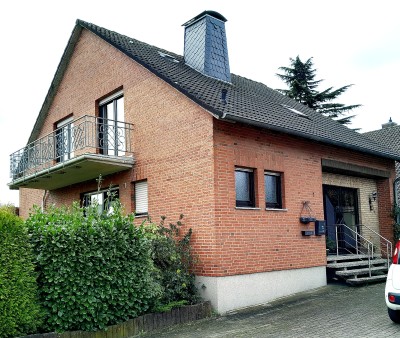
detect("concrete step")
(335, 266), (388, 277)
(327, 254), (370, 262)
(346, 275), (387, 285)
(327, 258), (387, 269)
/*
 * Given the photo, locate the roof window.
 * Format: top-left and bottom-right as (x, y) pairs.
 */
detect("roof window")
(158, 51), (179, 63)
(280, 104), (309, 118)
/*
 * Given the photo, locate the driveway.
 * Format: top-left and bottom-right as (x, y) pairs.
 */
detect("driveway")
(142, 282), (400, 337)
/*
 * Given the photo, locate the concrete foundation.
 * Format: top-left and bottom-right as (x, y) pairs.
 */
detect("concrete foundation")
(196, 266), (327, 314)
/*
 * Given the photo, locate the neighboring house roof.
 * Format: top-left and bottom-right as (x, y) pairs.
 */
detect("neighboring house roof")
(28, 20), (400, 162)
(364, 124), (400, 154)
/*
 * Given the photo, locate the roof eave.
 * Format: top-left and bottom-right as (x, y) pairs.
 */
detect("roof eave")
(221, 113), (400, 162)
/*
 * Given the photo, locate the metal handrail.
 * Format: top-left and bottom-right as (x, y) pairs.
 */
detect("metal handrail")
(10, 115), (134, 181)
(358, 224), (392, 268)
(332, 223), (375, 277)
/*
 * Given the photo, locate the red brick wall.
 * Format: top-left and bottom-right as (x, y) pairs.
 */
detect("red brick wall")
(210, 120), (395, 276)
(19, 29), (217, 272)
(19, 28), (397, 279)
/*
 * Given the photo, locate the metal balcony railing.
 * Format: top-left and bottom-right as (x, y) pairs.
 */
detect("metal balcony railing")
(10, 115), (133, 181)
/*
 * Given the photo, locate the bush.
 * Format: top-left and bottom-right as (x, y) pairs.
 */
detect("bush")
(0, 206), (42, 338)
(26, 202), (161, 332)
(392, 204), (400, 240)
(146, 215), (198, 309)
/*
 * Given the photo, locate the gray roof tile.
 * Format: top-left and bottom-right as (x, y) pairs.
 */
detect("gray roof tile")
(30, 19), (400, 162)
(364, 125), (400, 153)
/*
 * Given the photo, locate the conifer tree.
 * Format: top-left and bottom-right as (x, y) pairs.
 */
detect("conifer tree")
(276, 56), (360, 125)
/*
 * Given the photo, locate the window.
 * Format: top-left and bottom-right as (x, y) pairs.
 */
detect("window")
(235, 168), (255, 207)
(55, 117), (74, 162)
(264, 172), (282, 209)
(134, 180), (148, 216)
(82, 187), (119, 214)
(99, 91), (125, 156)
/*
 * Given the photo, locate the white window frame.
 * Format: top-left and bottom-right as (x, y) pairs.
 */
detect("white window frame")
(135, 180), (148, 216)
(56, 116), (74, 162)
(83, 187), (119, 215)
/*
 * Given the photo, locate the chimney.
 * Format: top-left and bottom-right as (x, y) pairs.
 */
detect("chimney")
(382, 117), (397, 129)
(182, 11), (231, 83)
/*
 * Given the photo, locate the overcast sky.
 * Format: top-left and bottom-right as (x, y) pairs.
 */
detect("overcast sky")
(1, 0), (399, 206)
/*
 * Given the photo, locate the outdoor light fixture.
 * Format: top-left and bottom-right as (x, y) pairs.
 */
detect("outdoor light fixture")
(369, 192), (377, 211)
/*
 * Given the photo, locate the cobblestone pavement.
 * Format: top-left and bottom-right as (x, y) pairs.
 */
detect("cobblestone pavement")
(142, 282), (400, 337)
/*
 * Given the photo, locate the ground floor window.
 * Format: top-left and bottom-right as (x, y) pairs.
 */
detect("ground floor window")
(134, 180), (148, 216)
(82, 187), (119, 214)
(264, 171), (282, 209)
(235, 167), (255, 207)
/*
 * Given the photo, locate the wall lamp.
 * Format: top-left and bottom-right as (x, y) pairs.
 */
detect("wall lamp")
(369, 191), (377, 211)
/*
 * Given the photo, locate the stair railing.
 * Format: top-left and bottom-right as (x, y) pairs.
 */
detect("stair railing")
(332, 223), (374, 277)
(358, 224), (392, 268)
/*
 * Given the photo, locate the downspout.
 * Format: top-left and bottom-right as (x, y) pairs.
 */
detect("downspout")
(42, 190), (49, 212)
(394, 177), (400, 225)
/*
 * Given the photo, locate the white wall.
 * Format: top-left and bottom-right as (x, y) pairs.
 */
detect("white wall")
(196, 266), (326, 314)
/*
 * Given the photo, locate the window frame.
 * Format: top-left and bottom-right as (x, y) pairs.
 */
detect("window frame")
(98, 90), (125, 156)
(235, 167), (255, 208)
(55, 116), (74, 163)
(134, 180), (148, 216)
(264, 171), (283, 209)
(82, 186), (119, 214)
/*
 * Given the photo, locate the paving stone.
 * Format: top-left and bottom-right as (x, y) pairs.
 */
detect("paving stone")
(141, 282), (400, 337)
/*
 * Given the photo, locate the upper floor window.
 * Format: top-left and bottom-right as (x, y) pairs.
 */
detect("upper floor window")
(99, 90), (125, 156)
(235, 168), (255, 207)
(82, 187), (119, 215)
(264, 171), (282, 209)
(55, 116), (74, 163)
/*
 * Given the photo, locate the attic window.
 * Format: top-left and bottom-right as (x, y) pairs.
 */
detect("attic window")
(280, 104), (309, 118)
(158, 51), (179, 63)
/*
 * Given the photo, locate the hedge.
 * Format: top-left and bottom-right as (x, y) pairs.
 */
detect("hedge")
(26, 202), (162, 332)
(0, 207), (42, 338)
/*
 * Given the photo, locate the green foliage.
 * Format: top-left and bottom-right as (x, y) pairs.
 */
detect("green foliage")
(26, 202), (162, 332)
(392, 204), (400, 240)
(276, 56), (361, 125)
(154, 300), (188, 313)
(0, 207), (43, 338)
(145, 215), (198, 307)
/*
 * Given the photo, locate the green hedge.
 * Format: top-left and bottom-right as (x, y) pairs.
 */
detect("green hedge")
(26, 202), (161, 332)
(0, 207), (42, 338)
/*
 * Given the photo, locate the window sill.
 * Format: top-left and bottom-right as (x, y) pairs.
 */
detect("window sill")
(135, 213), (149, 218)
(235, 207), (261, 210)
(266, 208), (288, 212)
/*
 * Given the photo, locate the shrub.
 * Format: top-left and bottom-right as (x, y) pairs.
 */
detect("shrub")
(26, 202), (161, 332)
(0, 206), (42, 338)
(146, 215), (198, 309)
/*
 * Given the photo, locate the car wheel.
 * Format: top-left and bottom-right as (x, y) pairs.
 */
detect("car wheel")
(388, 308), (400, 323)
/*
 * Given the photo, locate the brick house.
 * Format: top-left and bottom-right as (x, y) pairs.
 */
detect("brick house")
(9, 11), (400, 313)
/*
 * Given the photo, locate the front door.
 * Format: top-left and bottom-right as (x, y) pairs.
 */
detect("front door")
(323, 185), (359, 253)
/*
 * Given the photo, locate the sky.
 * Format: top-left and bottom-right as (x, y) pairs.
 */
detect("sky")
(1, 0), (399, 206)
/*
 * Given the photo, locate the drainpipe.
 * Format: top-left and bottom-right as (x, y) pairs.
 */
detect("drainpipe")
(394, 177), (400, 225)
(42, 190), (49, 212)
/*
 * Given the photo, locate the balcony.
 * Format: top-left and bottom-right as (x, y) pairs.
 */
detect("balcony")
(9, 115), (134, 190)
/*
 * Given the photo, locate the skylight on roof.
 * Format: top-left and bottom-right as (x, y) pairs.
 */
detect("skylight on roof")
(157, 51), (179, 63)
(280, 104), (308, 118)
